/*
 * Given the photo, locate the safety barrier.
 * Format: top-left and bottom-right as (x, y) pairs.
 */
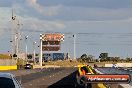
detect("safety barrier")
(0, 65), (17, 70)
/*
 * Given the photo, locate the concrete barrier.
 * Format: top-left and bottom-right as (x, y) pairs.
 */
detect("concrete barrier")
(105, 63), (132, 67)
(105, 64), (113, 67)
(0, 65), (17, 70)
(116, 63), (132, 67)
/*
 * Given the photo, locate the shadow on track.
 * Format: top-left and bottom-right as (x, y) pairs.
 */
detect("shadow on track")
(47, 71), (86, 88)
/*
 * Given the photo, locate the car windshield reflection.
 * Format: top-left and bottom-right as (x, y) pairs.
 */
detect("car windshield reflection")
(0, 77), (15, 88)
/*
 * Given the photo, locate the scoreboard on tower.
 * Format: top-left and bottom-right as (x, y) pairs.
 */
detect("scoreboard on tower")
(41, 33), (64, 41)
(40, 33), (64, 51)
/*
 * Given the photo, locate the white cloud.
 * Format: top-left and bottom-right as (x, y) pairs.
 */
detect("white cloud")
(0, 7), (11, 36)
(0, 6), (65, 34)
(41, 5), (61, 16)
(19, 16), (66, 31)
(63, 18), (132, 33)
(55, 6), (132, 21)
(26, 0), (60, 16)
(26, 0), (43, 13)
(13, 1), (132, 21)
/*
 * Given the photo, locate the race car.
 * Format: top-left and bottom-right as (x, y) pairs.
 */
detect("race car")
(76, 65), (106, 88)
(76, 65), (93, 88)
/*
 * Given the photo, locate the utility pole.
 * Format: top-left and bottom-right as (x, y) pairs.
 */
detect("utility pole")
(73, 34), (76, 60)
(11, 9), (16, 58)
(11, 9), (19, 58)
(11, 9), (22, 58)
(39, 34), (43, 66)
(67, 36), (72, 60)
(25, 36), (28, 61)
(33, 41), (36, 64)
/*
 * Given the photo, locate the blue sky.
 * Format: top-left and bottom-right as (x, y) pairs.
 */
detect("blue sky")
(0, 0), (132, 58)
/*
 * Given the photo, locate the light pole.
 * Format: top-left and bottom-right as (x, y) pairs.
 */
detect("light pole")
(25, 36), (28, 61)
(33, 41), (37, 64)
(11, 9), (16, 58)
(67, 36), (72, 60)
(11, 9), (23, 59)
(73, 34), (76, 60)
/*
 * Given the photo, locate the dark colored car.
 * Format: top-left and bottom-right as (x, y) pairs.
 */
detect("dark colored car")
(24, 64), (33, 69)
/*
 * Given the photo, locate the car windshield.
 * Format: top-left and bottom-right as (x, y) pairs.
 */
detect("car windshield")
(0, 77), (15, 88)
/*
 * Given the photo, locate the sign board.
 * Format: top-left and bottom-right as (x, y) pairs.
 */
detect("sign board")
(41, 33), (64, 41)
(42, 46), (60, 51)
(84, 74), (130, 83)
(40, 33), (64, 51)
(53, 53), (64, 60)
(42, 41), (60, 45)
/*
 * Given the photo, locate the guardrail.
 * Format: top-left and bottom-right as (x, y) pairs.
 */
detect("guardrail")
(0, 65), (17, 70)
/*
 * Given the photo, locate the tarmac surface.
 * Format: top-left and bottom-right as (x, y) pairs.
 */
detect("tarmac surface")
(0, 67), (127, 88)
(1, 68), (78, 88)
(21, 67), (81, 88)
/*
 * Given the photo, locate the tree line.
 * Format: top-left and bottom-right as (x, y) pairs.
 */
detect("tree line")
(78, 53), (132, 63)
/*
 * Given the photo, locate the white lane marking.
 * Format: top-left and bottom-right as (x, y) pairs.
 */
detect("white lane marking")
(119, 84), (132, 88)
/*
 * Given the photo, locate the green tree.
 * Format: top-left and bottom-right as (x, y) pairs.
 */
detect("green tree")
(100, 58), (107, 62)
(95, 59), (99, 62)
(126, 57), (131, 62)
(87, 55), (94, 62)
(79, 54), (95, 63)
(99, 53), (108, 62)
(81, 54), (87, 59)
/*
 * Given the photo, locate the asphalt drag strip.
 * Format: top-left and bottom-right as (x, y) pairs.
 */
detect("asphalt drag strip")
(16, 68), (64, 84)
(21, 67), (78, 88)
